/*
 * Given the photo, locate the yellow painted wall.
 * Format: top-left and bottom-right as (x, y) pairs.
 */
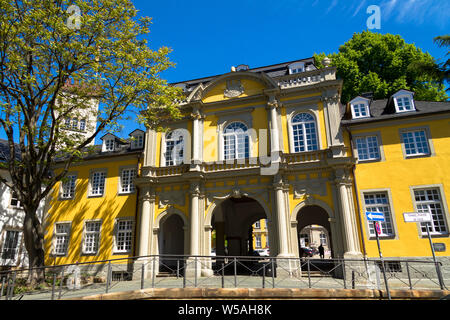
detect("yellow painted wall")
(44, 157), (139, 266)
(352, 117), (450, 258)
(202, 79), (266, 103)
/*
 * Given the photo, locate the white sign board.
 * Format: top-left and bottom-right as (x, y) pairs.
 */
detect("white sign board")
(403, 212), (432, 223)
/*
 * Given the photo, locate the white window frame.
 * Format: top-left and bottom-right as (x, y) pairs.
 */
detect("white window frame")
(60, 173), (77, 199)
(89, 170), (107, 197)
(79, 119), (86, 132)
(113, 219), (133, 254)
(82, 220), (102, 255)
(164, 130), (185, 166)
(394, 95), (415, 113)
(222, 122), (249, 160)
(400, 129), (431, 157)
(131, 134), (144, 149)
(103, 138), (115, 152)
(351, 103), (370, 119)
(355, 135), (381, 161)
(10, 191), (23, 209)
(363, 191), (396, 238)
(255, 235), (262, 248)
(412, 187), (448, 236)
(290, 112), (319, 153)
(119, 167), (137, 194)
(288, 62), (305, 74)
(53, 222), (71, 256)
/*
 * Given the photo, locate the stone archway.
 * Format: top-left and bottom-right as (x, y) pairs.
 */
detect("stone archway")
(211, 196), (269, 258)
(296, 205), (333, 258)
(157, 210), (188, 271)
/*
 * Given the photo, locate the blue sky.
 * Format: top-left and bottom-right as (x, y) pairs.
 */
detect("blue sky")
(110, 0), (449, 141)
(2, 0), (449, 143)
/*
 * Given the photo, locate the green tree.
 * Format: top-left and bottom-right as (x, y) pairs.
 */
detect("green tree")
(408, 35), (449, 91)
(314, 31), (448, 103)
(0, 0), (182, 282)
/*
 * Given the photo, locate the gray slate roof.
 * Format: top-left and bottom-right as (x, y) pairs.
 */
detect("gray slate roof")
(341, 99), (450, 125)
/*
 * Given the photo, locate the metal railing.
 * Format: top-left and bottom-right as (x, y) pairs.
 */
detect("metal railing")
(0, 255), (447, 300)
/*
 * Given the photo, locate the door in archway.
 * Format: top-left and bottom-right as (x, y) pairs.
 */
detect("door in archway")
(159, 214), (184, 270)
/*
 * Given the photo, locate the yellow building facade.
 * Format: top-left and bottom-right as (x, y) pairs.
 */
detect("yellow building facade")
(43, 58), (450, 277)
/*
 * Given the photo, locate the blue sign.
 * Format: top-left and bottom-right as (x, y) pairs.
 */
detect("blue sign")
(366, 211), (385, 222)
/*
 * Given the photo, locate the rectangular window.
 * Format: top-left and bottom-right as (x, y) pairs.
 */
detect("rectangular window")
(396, 97), (413, 112)
(401, 130), (430, 156)
(414, 188), (448, 235)
(90, 171), (106, 196)
(83, 221), (101, 254)
(10, 191), (22, 208)
(72, 118), (78, 130)
(61, 174), (77, 199)
(353, 103), (369, 118)
(364, 192), (395, 237)
(104, 139), (115, 152)
(320, 233), (327, 245)
(120, 168), (136, 194)
(1, 230), (20, 261)
(115, 220), (133, 253)
(132, 135), (144, 149)
(79, 119), (86, 131)
(54, 223), (71, 255)
(355, 136), (380, 161)
(255, 235), (262, 248)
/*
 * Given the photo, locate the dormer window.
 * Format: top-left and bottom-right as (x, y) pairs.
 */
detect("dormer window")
(349, 96), (371, 119)
(129, 129), (145, 149)
(104, 138), (115, 152)
(288, 62), (305, 74)
(352, 103), (369, 118)
(395, 96), (414, 112)
(393, 90), (415, 113)
(131, 134), (144, 149)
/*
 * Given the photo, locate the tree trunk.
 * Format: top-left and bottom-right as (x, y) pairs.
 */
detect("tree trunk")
(23, 212), (45, 285)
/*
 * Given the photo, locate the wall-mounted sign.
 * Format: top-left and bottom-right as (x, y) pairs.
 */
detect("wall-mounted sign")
(403, 212), (432, 223)
(433, 243), (446, 252)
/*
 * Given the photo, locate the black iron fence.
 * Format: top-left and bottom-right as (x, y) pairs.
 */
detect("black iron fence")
(0, 254), (448, 300)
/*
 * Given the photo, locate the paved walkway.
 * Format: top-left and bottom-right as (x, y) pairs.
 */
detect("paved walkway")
(8, 273), (446, 300)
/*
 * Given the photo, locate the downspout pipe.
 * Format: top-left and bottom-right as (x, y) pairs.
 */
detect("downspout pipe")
(345, 126), (367, 259)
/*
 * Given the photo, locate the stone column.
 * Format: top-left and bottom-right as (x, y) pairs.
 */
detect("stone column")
(189, 182), (200, 256)
(335, 168), (362, 259)
(268, 96), (280, 154)
(136, 184), (156, 279)
(273, 174), (290, 257)
(186, 180), (201, 277)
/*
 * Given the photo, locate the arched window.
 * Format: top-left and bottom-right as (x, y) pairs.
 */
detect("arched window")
(223, 122), (249, 160)
(165, 130), (184, 166)
(291, 113), (318, 152)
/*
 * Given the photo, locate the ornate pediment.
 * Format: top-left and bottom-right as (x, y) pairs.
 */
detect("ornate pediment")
(224, 79), (244, 98)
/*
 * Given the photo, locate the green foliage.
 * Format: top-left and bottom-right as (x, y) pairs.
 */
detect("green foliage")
(0, 0), (183, 270)
(314, 31), (448, 103)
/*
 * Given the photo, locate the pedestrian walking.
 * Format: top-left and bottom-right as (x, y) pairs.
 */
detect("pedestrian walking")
(318, 244), (324, 259)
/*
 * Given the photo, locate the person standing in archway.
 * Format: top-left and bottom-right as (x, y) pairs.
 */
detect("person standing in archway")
(318, 244), (325, 259)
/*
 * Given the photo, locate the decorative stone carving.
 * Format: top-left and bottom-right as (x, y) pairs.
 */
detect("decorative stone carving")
(224, 80), (244, 98)
(292, 179), (328, 199)
(158, 190), (186, 208)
